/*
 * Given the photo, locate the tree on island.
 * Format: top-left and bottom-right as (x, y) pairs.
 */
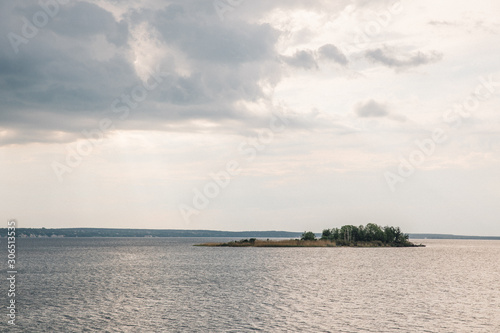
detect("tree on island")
(301, 231), (316, 241)
(317, 223), (411, 246)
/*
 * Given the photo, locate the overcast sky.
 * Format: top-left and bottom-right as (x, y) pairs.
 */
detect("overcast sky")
(1, 0), (500, 235)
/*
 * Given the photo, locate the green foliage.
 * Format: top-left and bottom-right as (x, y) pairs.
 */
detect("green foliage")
(301, 231), (316, 241)
(321, 223), (411, 246)
(321, 229), (331, 240)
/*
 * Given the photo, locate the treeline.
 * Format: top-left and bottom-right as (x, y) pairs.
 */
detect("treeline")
(302, 223), (412, 246)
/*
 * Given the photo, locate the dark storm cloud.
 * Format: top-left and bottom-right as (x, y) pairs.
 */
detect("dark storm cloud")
(150, 4), (279, 64)
(0, 0), (358, 145)
(49, 2), (129, 46)
(0, 2), (137, 144)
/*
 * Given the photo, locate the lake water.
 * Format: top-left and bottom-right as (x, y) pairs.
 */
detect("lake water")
(1, 238), (499, 332)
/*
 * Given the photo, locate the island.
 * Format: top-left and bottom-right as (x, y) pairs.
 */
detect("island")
(196, 223), (425, 247)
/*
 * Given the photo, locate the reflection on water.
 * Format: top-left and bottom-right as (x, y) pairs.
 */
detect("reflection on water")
(1, 238), (499, 332)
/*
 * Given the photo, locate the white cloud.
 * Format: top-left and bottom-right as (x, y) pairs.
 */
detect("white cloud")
(365, 47), (443, 70)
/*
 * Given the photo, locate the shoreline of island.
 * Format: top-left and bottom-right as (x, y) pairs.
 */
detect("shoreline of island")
(195, 238), (425, 247)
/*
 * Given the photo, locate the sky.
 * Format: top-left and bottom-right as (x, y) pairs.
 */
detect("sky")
(1, 0), (500, 235)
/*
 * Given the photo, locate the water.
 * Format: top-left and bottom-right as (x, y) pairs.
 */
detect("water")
(1, 238), (499, 332)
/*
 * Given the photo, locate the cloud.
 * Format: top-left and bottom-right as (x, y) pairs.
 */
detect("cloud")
(318, 44), (348, 65)
(49, 2), (129, 46)
(365, 47), (443, 70)
(2, 0), (369, 146)
(282, 43), (348, 70)
(151, 5), (279, 64)
(355, 100), (389, 118)
(0, 1), (292, 145)
(354, 99), (407, 122)
(428, 20), (456, 26)
(281, 49), (318, 70)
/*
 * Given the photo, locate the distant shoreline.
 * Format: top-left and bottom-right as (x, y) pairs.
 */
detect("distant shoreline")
(1, 228), (499, 240)
(409, 234), (500, 240)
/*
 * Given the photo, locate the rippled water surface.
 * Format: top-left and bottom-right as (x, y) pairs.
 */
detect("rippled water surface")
(1, 238), (499, 332)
